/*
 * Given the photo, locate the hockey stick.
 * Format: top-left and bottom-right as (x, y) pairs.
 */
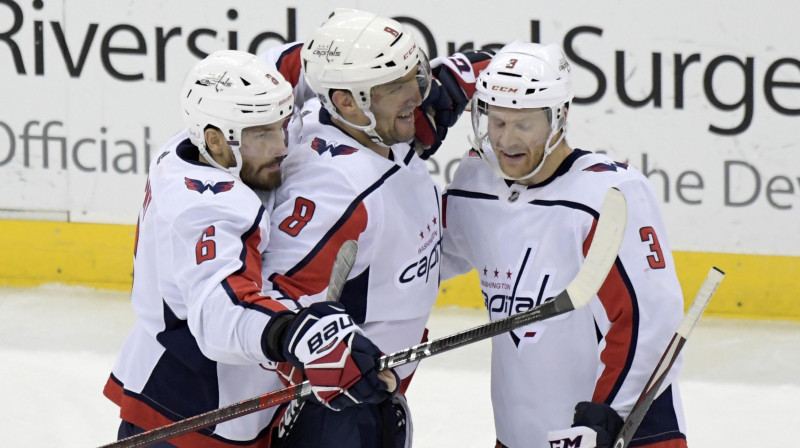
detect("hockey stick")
(100, 240), (360, 448)
(100, 187), (626, 448)
(612, 266), (725, 448)
(378, 186), (626, 370)
(325, 239), (358, 303)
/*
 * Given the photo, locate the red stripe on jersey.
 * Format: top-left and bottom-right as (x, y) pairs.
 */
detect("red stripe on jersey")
(225, 221), (289, 314)
(397, 327), (428, 395)
(276, 46), (303, 88)
(103, 376), (271, 448)
(272, 202), (368, 299)
(582, 219), (636, 403)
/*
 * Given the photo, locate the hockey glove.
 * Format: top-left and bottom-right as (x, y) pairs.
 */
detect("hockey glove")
(413, 51), (493, 159)
(547, 401), (624, 448)
(276, 360), (304, 388)
(281, 302), (396, 411)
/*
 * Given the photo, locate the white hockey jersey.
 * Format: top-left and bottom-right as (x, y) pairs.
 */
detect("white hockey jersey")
(442, 149), (687, 448)
(104, 132), (293, 447)
(262, 99), (442, 383)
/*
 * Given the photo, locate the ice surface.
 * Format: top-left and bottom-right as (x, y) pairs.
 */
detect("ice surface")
(1, 285), (798, 447)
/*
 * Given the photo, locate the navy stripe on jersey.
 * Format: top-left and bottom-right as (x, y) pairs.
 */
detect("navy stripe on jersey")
(106, 375), (274, 448)
(402, 146), (415, 165)
(275, 42), (304, 87)
(285, 164), (401, 277)
(235, 206), (264, 273)
(339, 266), (371, 324)
(630, 384), (686, 446)
(150, 300), (219, 423)
(222, 205), (289, 316)
(275, 43), (303, 70)
(269, 164), (406, 301)
(318, 107), (357, 137)
(176, 139), (210, 168)
(601, 259), (640, 405)
(530, 198), (642, 406)
(530, 198), (598, 218)
(108, 300), (280, 447)
(443, 189), (499, 201)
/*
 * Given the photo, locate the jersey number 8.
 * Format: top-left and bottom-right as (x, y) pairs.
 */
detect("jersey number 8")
(279, 197), (316, 237)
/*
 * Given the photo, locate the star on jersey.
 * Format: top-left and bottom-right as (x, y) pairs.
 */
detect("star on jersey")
(184, 177), (235, 194)
(583, 161), (629, 172)
(311, 137), (358, 157)
(481, 266), (515, 280)
(419, 216), (439, 240)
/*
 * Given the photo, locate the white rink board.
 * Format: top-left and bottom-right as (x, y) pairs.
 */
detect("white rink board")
(1, 0), (799, 256)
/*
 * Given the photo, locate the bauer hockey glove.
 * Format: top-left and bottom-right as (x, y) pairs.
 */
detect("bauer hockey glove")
(413, 51), (493, 159)
(547, 401), (624, 448)
(278, 302), (396, 411)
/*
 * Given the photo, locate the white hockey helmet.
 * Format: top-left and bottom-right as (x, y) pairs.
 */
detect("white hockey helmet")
(471, 41), (574, 181)
(301, 8), (431, 146)
(181, 50), (294, 178)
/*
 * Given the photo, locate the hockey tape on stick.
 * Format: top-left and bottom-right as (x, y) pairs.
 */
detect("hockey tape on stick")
(612, 266), (725, 448)
(99, 240), (359, 448)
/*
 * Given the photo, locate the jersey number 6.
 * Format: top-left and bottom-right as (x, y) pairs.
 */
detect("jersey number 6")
(279, 197), (316, 237)
(196, 226), (217, 264)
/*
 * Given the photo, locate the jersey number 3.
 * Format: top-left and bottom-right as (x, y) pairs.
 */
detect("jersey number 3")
(279, 197), (316, 237)
(639, 226), (666, 269)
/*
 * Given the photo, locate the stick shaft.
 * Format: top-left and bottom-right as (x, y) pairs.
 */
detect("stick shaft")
(612, 267), (724, 448)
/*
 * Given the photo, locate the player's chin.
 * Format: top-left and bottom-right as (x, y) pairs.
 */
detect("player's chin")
(242, 169), (282, 191)
(498, 160), (531, 179)
(393, 124), (416, 144)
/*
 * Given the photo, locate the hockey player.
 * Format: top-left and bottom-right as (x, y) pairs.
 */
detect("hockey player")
(255, 8), (488, 448)
(103, 50), (394, 447)
(440, 42), (689, 448)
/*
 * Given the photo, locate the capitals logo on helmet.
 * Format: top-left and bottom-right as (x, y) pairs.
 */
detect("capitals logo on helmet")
(181, 50), (294, 178)
(300, 8), (432, 146)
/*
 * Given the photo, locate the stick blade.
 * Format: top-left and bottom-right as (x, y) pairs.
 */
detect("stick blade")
(676, 266), (724, 338)
(565, 187), (627, 308)
(326, 240), (359, 302)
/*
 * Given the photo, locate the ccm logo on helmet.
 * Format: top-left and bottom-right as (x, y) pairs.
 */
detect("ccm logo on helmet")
(307, 316), (354, 354)
(265, 73), (280, 85)
(492, 85), (518, 93)
(384, 26), (399, 37)
(558, 57), (570, 72)
(403, 43), (417, 60)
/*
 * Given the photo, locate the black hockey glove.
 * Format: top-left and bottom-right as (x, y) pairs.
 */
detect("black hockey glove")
(262, 302), (396, 411)
(547, 401), (624, 448)
(413, 51), (493, 159)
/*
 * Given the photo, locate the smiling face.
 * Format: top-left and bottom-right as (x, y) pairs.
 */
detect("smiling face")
(486, 105), (552, 180)
(237, 119), (289, 191)
(368, 66), (424, 146)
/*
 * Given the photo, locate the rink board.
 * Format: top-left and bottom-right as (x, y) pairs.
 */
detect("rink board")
(1, 219), (796, 321)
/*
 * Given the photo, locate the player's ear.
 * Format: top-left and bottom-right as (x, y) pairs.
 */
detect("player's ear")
(204, 128), (227, 157)
(331, 90), (358, 115)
